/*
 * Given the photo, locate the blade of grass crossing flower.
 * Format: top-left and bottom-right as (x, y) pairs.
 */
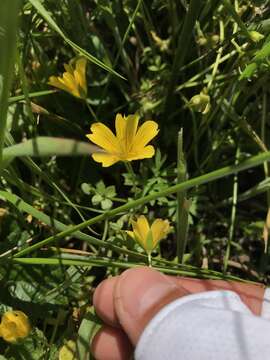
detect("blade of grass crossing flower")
(0, 0), (21, 164)
(28, 0), (125, 79)
(176, 129), (190, 263)
(11, 257), (252, 282)
(13, 150), (270, 258)
(2, 137), (100, 165)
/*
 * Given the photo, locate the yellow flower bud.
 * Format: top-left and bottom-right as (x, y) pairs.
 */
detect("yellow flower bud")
(189, 91), (211, 114)
(0, 311), (31, 343)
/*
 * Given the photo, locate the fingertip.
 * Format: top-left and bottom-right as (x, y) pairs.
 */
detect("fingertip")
(93, 276), (120, 326)
(114, 266), (187, 345)
(91, 325), (133, 360)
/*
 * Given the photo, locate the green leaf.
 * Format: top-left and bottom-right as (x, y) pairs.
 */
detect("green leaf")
(76, 307), (101, 360)
(0, 0), (21, 163)
(28, 0), (125, 79)
(240, 62), (257, 80)
(101, 198), (113, 210)
(81, 183), (92, 195)
(5, 328), (51, 360)
(2, 137), (101, 168)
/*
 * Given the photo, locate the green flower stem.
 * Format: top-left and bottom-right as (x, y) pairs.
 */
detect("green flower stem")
(207, 20), (224, 90)
(176, 129), (189, 263)
(13, 150), (270, 258)
(148, 252), (152, 267)
(85, 99), (98, 121)
(124, 161), (138, 194)
(223, 147), (240, 273)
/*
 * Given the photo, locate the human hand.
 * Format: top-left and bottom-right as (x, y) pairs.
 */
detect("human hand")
(91, 267), (264, 360)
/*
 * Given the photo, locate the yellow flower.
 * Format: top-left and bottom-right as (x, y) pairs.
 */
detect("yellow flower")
(0, 310), (31, 343)
(48, 57), (87, 99)
(126, 215), (170, 253)
(86, 113), (159, 167)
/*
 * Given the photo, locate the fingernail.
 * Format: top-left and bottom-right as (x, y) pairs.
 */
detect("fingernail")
(114, 267), (185, 344)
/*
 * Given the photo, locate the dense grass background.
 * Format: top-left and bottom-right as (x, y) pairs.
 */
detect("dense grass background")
(1, 0), (270, 358)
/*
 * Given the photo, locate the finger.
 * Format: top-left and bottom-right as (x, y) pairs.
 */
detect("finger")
(114, 266), (188, 345)
(91, 325), (133, 360)
(93, 276), (120, 327)
(169, 276), (265, 315)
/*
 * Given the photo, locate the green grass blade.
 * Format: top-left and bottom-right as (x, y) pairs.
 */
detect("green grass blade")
(2, 137), (100, 166)
(0, 0), (21, 164)
(28, 0), (125, 79)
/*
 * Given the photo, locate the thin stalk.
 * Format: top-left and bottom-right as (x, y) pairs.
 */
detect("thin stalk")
(176, 129), (189, 263)
(148, 253), (152, 267)
(12, 150), (270, 258)
(262, 91), (270, 254)
(176, 44), (247, 92)
(11, 257), (258, 282)
(221, 0), (252, 41)
(207, 20), (224, 90)
(125, 161), (138, 195)
(85, 99), (97, 121)
(223, 147), (240, 273)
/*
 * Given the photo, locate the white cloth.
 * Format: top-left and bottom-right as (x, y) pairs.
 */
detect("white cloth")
(135, 289), (270, 360)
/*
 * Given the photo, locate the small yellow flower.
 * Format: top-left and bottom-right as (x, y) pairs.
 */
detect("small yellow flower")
(126, 215), (170, 253)
(0, 310), (31, 343)
(86, 113), (159, 167)
(48, 57), (87, 99)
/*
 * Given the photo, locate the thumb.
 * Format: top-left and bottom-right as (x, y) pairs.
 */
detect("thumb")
(114, 267), (188, 345)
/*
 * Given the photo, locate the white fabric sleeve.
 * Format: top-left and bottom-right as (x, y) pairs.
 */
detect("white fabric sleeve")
(261, 287), (270, 320)
(135, 290), (270, 360)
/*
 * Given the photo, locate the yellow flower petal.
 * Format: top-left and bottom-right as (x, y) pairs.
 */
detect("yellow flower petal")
(48, 76), (70, 93)
(115, 114), (139, 154)
(75, 57), (87, 93)
(63, 72), (77, 92)
(87, 123), (119, 153)
(126, 230), (135, 239)
(92, 153), (119, 167)
(48, 58), (87, 99)
(132, 216), (150, 244)
(132, 120), (159, 149)
(151, 219), (170, 247)
(126, 145), (155, 161)
(63, 63), (73, 74)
